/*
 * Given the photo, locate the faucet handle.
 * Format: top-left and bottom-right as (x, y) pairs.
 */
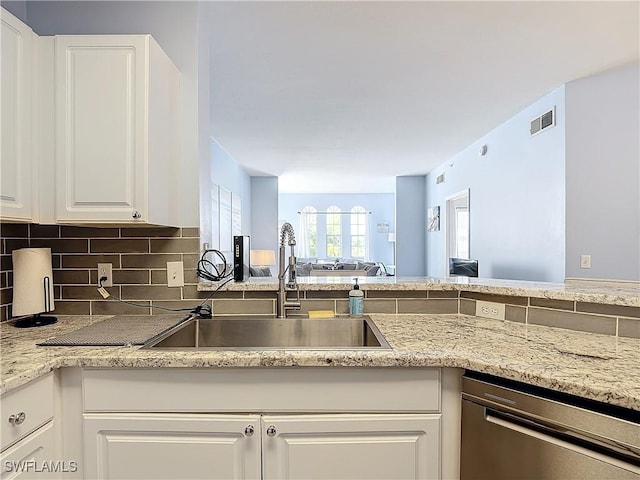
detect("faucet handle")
(284, 283), (301, 310)
(284, 300), (301, 310)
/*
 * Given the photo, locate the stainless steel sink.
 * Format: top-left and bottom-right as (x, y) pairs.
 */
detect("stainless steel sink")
(143, 316), (391, 350)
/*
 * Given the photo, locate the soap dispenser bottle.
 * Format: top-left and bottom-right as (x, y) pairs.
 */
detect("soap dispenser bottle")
(349, 278), (364, 316)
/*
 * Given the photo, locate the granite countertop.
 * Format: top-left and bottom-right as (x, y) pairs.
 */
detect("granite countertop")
(199, 277), (640, 307)
(1, 314), (638, 411)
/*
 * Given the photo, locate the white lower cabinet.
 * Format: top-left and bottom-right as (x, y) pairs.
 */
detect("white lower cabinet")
(262, 414), (440, 480)
(82, 413), (439, 480)
(83, 414), (261, 480)
(0, 374), (58, 480)
(72, 368), (456, 480)
(0, 422), (57, 480)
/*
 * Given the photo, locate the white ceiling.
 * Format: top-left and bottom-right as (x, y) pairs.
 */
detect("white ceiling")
(205, 1), (639, 193)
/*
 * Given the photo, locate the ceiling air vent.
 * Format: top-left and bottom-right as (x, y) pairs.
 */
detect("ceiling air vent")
(436, 173), (445, 184)
(530, 107), (555, 136)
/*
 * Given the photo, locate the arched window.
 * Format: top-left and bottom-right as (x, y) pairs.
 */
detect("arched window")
(350, 206), (367, 259)
(326, 206), (341, 258)
(300, 206), (317, 258)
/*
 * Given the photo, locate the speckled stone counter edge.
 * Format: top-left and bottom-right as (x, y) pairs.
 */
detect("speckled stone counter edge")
(198, 277), (640, 307)
(2, 314), (638, 412)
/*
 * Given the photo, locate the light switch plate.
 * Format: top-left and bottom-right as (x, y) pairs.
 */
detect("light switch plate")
(167, 261), (184, 287)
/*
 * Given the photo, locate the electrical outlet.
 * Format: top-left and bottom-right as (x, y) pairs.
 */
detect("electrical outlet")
(167, 261), (184, 287)
(475, 300), (506, 320)
(580, 254), (591, 269)
(97, 263), (113, 287)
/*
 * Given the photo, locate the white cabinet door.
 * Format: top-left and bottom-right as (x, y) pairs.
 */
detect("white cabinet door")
(0, 8), (35, 222)
(0, 422), (59, 480)
(83, 413), (261, 480)
(262, 414), (441, 480)
(55, 35), (180, 226)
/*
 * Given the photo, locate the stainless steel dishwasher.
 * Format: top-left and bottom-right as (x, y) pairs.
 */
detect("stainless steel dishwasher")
(461, 372), (640, 479)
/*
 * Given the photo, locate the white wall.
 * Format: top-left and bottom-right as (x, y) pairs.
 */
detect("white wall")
(426, 88), (566, 281)
(396, 176), (426, 276)
(278, 193), (395, 264)
(24, 0), (201, 226)
(565, 63), (640, 281)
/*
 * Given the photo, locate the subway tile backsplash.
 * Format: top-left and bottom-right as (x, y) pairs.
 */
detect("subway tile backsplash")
(1, 222), (637, 341)
(1, 223), (200, 320)
(528, 306), (617, 336)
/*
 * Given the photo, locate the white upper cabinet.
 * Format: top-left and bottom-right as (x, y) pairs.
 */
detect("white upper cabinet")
(0, 8), (36, 222)
(55, 35), (180, 226)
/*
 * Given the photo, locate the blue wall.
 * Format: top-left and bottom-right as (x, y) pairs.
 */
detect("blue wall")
(425, 87), (566, 282)
(395, 176), (426, 276)
(205, 138), (251, 251)
(251, 177), (279, 253)
(203, 140), (279, 258)
(278, 193), (395, 265)
(211, 138), (251, 211)
(565, 63), (639, 281)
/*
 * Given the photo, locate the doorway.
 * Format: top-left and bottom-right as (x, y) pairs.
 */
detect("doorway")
(445, 189), (470, 273)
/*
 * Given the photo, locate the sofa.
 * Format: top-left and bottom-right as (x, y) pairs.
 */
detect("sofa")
(295, 260), (381, 277)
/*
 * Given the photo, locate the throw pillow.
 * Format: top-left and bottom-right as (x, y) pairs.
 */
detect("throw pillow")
(250, 267), (272, 277)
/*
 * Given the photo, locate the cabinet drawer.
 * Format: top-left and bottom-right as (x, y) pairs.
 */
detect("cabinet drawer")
(0, 422), (57, 480)
(1, 374), (54, 452)
(83, 368), (440, 413)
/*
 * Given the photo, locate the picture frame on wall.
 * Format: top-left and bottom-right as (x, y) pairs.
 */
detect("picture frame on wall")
(376, 221), (390, 233)
(219, 186), (232, 253)
(427, 206), (440, 232)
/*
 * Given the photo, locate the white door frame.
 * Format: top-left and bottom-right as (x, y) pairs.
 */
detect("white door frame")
(444, 189), (470, 275)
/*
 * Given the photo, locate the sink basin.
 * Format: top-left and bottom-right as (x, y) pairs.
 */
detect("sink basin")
(143, 316), (391, 350)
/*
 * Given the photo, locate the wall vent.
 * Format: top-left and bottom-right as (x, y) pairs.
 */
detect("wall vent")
(530, 107), (555, 136)
(436, 173), (445, 184)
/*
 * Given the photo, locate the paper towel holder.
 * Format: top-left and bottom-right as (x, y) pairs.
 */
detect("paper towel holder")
(11, 248), (58, 328)
(13, 280), (57, 328)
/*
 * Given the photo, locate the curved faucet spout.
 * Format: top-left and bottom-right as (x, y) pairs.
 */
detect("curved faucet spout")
(277, 222), (300, 317)
(280, 222), (296, 247)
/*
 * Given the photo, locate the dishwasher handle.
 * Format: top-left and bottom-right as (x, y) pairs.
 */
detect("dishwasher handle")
(486, 408), (640, 475)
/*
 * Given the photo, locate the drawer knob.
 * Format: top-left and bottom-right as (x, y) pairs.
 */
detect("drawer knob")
(244, 425), (254, 436)
(132, 211), (142, 219)
(8, 412), (26, 425)
(266, 425), (277, 437)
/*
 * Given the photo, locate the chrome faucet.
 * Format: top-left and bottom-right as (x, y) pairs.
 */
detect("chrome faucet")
(277, 222), (301, 317)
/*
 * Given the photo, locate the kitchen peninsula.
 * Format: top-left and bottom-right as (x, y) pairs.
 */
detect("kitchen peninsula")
(1, 277), (638, 479)
(201, 275), (640, 306)
(2, 277), (639, 402)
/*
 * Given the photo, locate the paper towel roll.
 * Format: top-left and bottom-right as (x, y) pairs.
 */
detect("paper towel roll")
(12, 248), (55, 316)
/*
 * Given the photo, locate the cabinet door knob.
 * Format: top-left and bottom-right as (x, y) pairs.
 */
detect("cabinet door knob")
(244, 425), (254, 436)
(8, 412), (26, 425)
(266, 425), (277, 437)
(132, 211), (142, 219)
